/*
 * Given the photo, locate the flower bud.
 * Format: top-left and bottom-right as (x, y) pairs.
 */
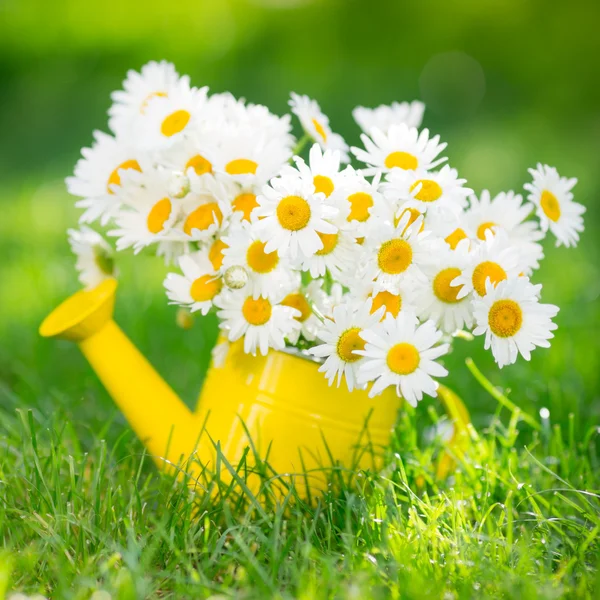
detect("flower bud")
(224, 265), (248, 290)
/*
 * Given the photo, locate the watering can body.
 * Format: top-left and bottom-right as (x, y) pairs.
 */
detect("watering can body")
(40, 279), (470, 497)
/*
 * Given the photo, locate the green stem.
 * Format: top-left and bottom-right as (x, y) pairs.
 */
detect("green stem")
(465, 357), (541, 431)
(292, 134), (311, 157)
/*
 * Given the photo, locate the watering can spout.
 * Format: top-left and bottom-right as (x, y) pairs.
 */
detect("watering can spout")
(39, 279), (200, 476)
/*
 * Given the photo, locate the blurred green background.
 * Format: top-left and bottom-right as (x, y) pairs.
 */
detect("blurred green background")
(1, 0), (599, 444)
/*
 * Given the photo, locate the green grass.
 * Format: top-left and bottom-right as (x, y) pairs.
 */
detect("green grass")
(1, 371), (599, 599)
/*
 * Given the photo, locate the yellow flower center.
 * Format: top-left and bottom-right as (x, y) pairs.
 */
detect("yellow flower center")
(183, 202), (223, 235)
(209, 239), (228, 270)
(371, 290), (401, 318)
(433, 267), (463, 303)
(472, 261), (507, 296)
(161, 109), (191, 137)
(377, 239), (413, 275)
(476, 221), (496, 241)
(384, 151), (418, 170)
(225, 158), (258, 176)
(276, 195), (311, 231)
(146, 198), (172, 233)
(107, 159), (141, 193)
(246, 240), (279, 273)
(445, 228), (467, 250)
(410, 179), (443, 202)
(185, 154), (212, 176)
(190, 275), (222, 302)
(347, 192), (373, 222)
(312, 118), (328, 142)
(540, 190), (561, 222)
(336, 327), (365, 363)
(232, 193), (259, 221)
(316, 232), (339, 256)
(313, 175), (334, 197)
(140, 91), (167, 113)
(242, 296), (272, 326)
(386, 343), (420, 375)
(282, 292), (312, 322)
(488, 299), (523, 337)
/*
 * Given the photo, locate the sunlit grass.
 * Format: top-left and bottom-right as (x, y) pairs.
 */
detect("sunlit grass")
(1, 373), (599, 598)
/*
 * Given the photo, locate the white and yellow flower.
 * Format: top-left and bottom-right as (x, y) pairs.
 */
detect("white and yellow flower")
(136, 79), (209, 148)
(385, 165), (472, 215)
(362, 217), (433, 289)
(452, 231), (523, 299)
(280, 278), (328, 344)
(352, 100), (425, 135)
(164, 251), (222, 315)
(352, 123), (447, 175)
(66, 130), (146, 225)
(414, 243), (474, 333)
(288, 143), (346, 199)
(221, 221), (292, 299)
(109, 170), (181, 252)
(68, 226), (116, 289)
(215, 290), (301, 356)
(335, 170), (391, 237)
(356, 312), (449, 405)
(464, 189), (544, 272)
(253, 173), (338, 259)
(289, 92), (349, 161)
(309, 300), (384, 392)
(180, 174), (235, 241)
(348, 276), (418, 322)
(426, 206), (473, 251)
(109, 60), (183, 135)
(524, 164), (584, 248)
(215, 123), (292, 186)
(473, 277), (559, 368)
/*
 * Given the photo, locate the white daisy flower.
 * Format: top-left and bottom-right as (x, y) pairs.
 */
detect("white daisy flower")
(524, 164), (585, 248)
(215, 290), (301, 356)
(289, 92), (349, 161)
(335, 169), (392, 237)
(473, 277), (559, 368)
(215, 123), (292, 186)
(464, 190), (544, 273)
(136, 78), (209, 149)
(280, 278), (328, 344)
(253, 173), (338, 259)
(348, 275), (418, 321)
(221, 221), (291, 299)
(452, 231), (523, 299)
(158, 127), (221, 180)
(164, 251), (222, 315)
(283, 143), (346, 199)
(180, 174), (235, 241)
(352, 100), (425, 135)
(384, 165), (472, 215)
(108, 169), (181, 252)
(361, 216), (433, 289)
(108, 60), (183, 135)
(207, 236), (229, 271)
(351, 123), (447, 175)
(356, 312), (449, 405)
(66, 130), (146, 225)
(414, 243), (474, 333)
(426, 206), (474, 251)
(67, 226), (116, 289)
(309, 299), (384, 392)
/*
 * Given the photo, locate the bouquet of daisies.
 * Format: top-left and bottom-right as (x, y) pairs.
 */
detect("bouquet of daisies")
(67, 60), (585, 407)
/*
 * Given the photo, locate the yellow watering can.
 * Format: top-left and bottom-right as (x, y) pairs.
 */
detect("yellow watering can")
(40, 278), (471, 497)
